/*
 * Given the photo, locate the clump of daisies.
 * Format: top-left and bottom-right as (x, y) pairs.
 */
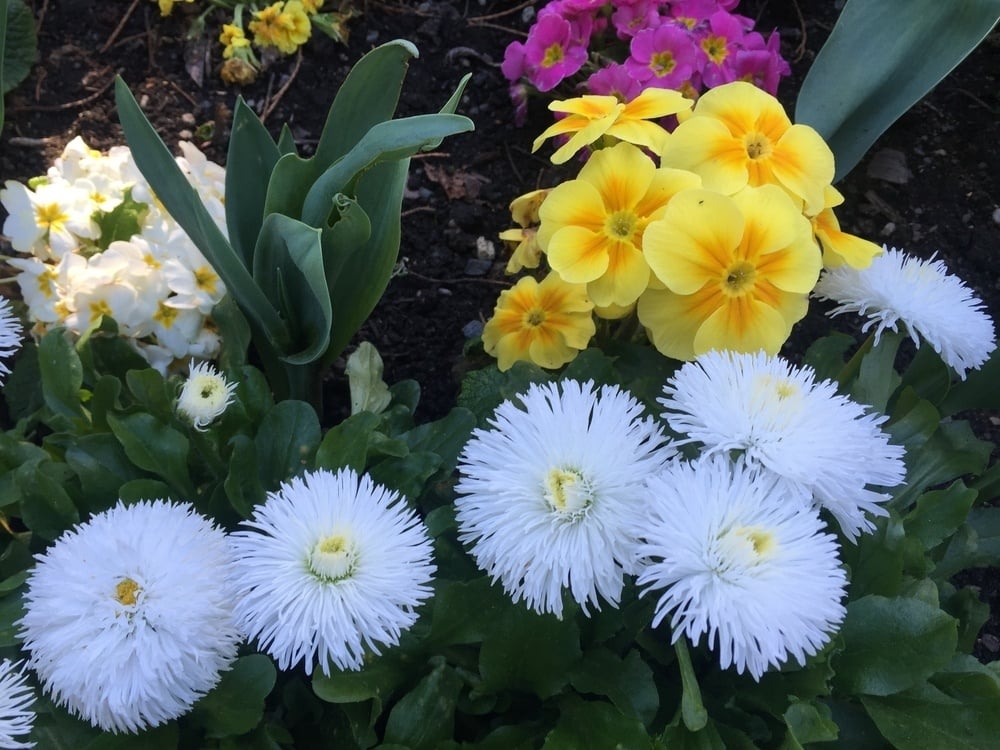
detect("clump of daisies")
(0, 136), (228, 373)
(228, 468), (436, 675)
(17, 500), (242, 734)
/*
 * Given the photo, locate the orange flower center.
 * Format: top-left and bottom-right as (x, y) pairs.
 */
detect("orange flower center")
(744, 133), (773, 160)
(724, 261), (757, 295)
(542, 43), (564, 68)
(650, 51), (676, 77)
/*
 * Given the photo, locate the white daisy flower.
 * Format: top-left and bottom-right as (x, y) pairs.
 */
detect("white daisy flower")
(635, 455), (848, 680)
(229, 468), (436, 676)
(17, 500), (241, 734)
(0, 660), (35, 749)
(0, 298), (23, 386)
(661, 350), (905, 541)
(813, 247), (996, 380)
(455, 379), (674, 618)
(176, 361), (237, 431)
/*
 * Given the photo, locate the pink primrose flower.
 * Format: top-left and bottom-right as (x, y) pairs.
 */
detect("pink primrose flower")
(696, 10), (747, 87)
(730, 31), (790, 95)
(524, 13), (589, 91)
(626, 23), (697, 89)
(611, 0), (663, 40)
(501, 39), (527, 82)
(586, 62), (643, 101)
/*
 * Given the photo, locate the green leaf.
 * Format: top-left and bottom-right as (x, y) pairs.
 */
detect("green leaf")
(15, 460), (79, 540)
(658, 718), (727, 750)
(252, 214), (331, 364)
(832, 595), (957, 697)
(254, 400), (321, 490)
(114, 78), (291, 352)
(213, 295), (252, 374)
(2, 0), (35, 96)
(38, 328), (87, 422)
(861, 679), (1000, 750)
(107, 412), (195, 497)
(427, 577), (508, 647)
(311, 653), (408, 704)
(543, 698), (651, 749)
(457, 362), (553, 425)
(795, 0), (1000, 180)
(383, 661), (464, 749)
(849, 329), (901, 413)
(782, 700), (838, 746)
(674, 637), (707, 731)
(225, 97), (282, 267)
(346, 342), (392, 415)
(65, 434), (147, 513)
(92, 188), (147, 249)
(3, 341), (43, 422)
(903, 481), (978, 552)
(314, 410), (381, 474)
(192, 654), (277, 738)
(82, 721), (178, 749)
(117, 478), (174, 503)
(125, 368), (174, 424)
(569, 648), (658, 725)
(479, 605), (582, 698)
(367, 450), (441, 501)
(224, 434), (266, 517)
(940, 349), (1000, 415)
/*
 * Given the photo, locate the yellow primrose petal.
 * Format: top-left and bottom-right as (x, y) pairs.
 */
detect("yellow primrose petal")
(643, 189), (746, 294)
(547, 226), (611, 283)
(622, 87), (693, 120)
(694, 81), (790, 142)
(550, 95), (623, 118)
(693, 292), (793, 356)
(637, 286), (718, 361)
(578, 142), (655, 212)
(549, 116), (621, 164)
(510, 189), (550, 227)
(586, 241), (650, 308)
(595, 301), (635, 320)
(605, 118), (671, 154)
(769, 124), (835, 215)
(633, 167), (702, 219)
(537, 180), (606, 248)
(499, 227), (543, 274)
(813, 209), (883, 269)
(660, 117), (750, 195)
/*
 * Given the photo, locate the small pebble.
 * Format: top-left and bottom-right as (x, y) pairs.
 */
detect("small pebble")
(476, 236), (495, 261)
(981, 633), (1000, 652)
(879, 222), (896, 236)
(464, 258), (492, 277)
(463, 320), (484, 339)
(992, 207), (1000, 225)
(180, 112), (196, 125)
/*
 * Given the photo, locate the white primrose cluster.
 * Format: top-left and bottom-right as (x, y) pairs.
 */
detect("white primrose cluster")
(0, 137), (227, 373)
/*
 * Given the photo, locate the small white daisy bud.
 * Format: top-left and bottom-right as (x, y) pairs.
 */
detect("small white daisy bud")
(176, 360), (237, 431)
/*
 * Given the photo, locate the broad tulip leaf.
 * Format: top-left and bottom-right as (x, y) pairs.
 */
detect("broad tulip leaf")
(252, 214), (331, 365)
(115, 78), (291, 351)
(833, 595), (957, 696)
(253, 399), (321, 490)
(796, 0), (1000, 181)
(226, 97), (282, 267)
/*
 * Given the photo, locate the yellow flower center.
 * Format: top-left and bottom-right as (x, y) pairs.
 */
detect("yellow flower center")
(605, 210), (638, 240)
(723, 261), (757, 295)
(717, 525), (777, 574)
(542, 43), (564, 68)
(37, 268), (58, 297)
(701, 34), (729, 64)
(89, 299), (113, 319)
(36, 202), (69, 231)
(544, 467), (593, 517)
(115, 577), (141, 606)
(649, 51), (676, 77)
(525, 308), (546, 327)
(744, 133), (773, 160)
(308, 532), (357, 581)
(194, 266), (219, 295)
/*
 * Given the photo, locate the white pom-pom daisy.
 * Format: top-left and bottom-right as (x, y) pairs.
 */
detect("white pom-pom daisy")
(228, 468), (436, 676)
(661, 350), (905, 541)
(455, 379), (674, 618)
(176, 360), (237, 431)
(635, 455), (848, 680)
(0, 660), (35, 748)
(17, 501), (241, 734)
(813, 247), (996, 379)
(0, 298), (23, 386)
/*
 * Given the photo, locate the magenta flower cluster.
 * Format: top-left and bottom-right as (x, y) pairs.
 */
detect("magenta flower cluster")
(502, 0), (790, 124)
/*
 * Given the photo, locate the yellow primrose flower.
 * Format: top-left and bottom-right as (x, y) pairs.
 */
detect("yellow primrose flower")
(157, 0), (193, 17)
(660, 81), (834, 216)
(537, 142), (701, 308)
(482, 273), (595, 371)
(509, 188), (550, 228)
(499, 227), (543, 274)
(301, 0), (324, 12)
(533, 88), (692, 165)
(250, 1), (311, 55)
(638, 185), (821, 360)
(219, 24), (251, 60)
(810, 185), (883, 269)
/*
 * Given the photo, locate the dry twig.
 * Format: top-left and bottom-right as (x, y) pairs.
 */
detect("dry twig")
(101, 0), (142, 53)
(261, 50), (304, 124)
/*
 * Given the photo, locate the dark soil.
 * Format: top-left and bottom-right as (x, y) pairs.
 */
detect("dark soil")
(2, 1), (999, 654)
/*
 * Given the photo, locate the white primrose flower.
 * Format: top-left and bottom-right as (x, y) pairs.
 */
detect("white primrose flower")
(0, 180), (96, 259)
(0, 660), (36, 749)
(0, 298), (23, 385)
(228, 468), (436, 676)
(455, 379), (675, 618)
(635, 455), (848, 681)
(813, 247), (997, 380)
(17, 501), (241, 734)
(661, 350), (906, 541)
(176, 361), (237, 430)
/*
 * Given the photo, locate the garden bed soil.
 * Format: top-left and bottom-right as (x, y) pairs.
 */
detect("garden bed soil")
(1, 0), (999, 655)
